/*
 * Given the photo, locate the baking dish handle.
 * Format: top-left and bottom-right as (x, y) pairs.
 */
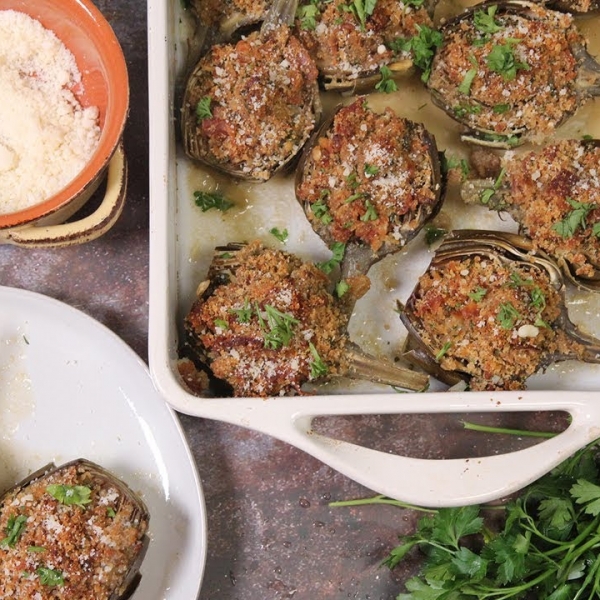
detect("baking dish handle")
(280, 391), (600, 507)
(181, 390), (600, 508)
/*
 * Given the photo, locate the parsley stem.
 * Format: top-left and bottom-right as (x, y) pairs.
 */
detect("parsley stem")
(329, 494), (436, 513)
(461, 420), (557, 438)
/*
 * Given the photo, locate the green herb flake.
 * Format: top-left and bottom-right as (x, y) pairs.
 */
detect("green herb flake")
(360, 199), (378, 222)
(479, 167), (505, 205)
(230, 299), (252, 323)
(1, 514), (27, 548)
(296, 2), (319, 30)
(259, 305), (299, 349)
(593, 222), (600, 238)
(37, 567), (64, 587)
(214, 318), (229, 330)
(309, 342), (329, 379)
(436, 341), (452, 360)
(469, 287), (487, 302)
(552, 197), (596, 238)
(193, 190), (234, 213)
(458, 67), (478, 95)
(497, 301), (521, 329)
(270, 227), (289, 243)
(195, 96), (212, 121)
(364, 164), (379, 177)
(46, 484), (92, 509)
(473, 5), (502, 36)
(529, 287), (546, 311)
(317, 242), (346, 274)
(375, 65), (398, 93)
(106, 507), (117, 518)
(28, 546), (46, 553)
(393, 25), (442, 82)
(493, 103), (511, 113)
(509, 271), (534, 288)
(335, 280), (350, 298)
(486, 39), (530, 81)
(424, 225), (447, 246)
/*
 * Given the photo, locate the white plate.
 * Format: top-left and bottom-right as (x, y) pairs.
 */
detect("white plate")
(0, 285), (206, 600)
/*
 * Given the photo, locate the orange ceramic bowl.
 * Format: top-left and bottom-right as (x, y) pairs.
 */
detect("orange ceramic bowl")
(0, 0), (129, 229)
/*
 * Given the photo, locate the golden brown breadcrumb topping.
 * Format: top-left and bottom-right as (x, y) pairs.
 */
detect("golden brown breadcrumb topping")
(407, 254), (585, 390)
(0, 462), (148, 600)
(182, 25), (319, 180)
(296, 97), (440, 252)
(185, 241), (370, 397)
(428, 3), (583, 141)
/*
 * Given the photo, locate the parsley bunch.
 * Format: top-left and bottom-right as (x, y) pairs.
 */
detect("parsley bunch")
(385, 440), (600, 599)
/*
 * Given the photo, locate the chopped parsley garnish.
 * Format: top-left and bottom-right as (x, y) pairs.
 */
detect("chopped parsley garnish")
(441, 154), (469, 181)
(195, 96), (212, 121)
(106, 507), (117, 518)
(37, 567), (64, 587)
(469, 286), (487, 302)
(473, 4), (502, 37)
(594, 223), (600, 238)
(346, 172), (360, 189)
(375, 65), (398, 93)
(335, 280), (350, 298)
(193, 190), (234, 213)
(497, 301), (521, 329)
(509, 271), (533, 288)
(309, 342), (329, 378)
(1, 514), (27, 548)
(257, 304), (299, 349)
(552, 198), (596, 238)
(230, 299), (252, 323)
(458, 67), (478, 95)
(486, 39), (530, 81)
(529, 287), (546, 311)
(480, 167), (505, 204)
(296, 1), (320, 30)
(493, 103), (510, 113)
(214, 318), (229, 330)
(424, 225), (447, 246)
(479, 132), (520, 146)
(454, 104), (482, 117)
(436, 341), (452, 360)
(360, 199), (378, 221)
(28, 546), (46, 553)
(342, 0), (378, 31)
(312, 192), (333, 225)
(364, 164), (379, 176)
(46, 484), (92, 509)
(317, 242), (346, 274)
(391, 25), (442, 82)
(345, 192), (365, 204)
(270, 227), (289, 243)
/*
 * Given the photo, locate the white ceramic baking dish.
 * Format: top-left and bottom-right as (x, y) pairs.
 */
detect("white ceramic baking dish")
(147, 0), (600, 506)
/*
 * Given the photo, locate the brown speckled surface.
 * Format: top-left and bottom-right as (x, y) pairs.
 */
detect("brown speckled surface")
(0, 2), (568, 599)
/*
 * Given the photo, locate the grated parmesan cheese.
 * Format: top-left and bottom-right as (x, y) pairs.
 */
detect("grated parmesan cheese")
(0, 10), (101, 215)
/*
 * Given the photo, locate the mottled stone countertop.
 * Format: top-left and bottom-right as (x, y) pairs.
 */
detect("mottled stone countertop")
(0, 1), (565, 599)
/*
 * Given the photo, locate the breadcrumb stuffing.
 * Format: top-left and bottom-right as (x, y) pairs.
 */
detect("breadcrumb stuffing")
(405, 253), (586, 390)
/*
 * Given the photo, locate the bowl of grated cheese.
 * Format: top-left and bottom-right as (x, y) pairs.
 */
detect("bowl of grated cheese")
(0, 0), (129, 247)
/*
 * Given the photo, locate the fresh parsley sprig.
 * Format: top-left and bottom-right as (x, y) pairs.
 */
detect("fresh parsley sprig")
(381, 440), (600, 600)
